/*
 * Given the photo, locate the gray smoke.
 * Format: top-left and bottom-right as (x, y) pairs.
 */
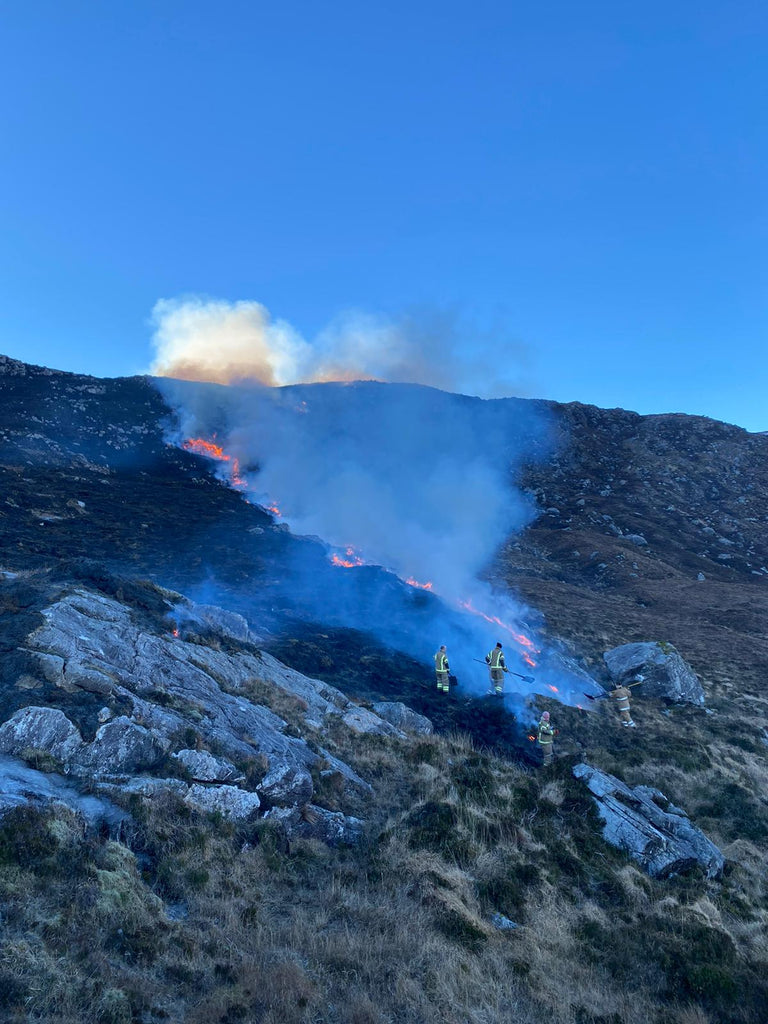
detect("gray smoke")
(149, 297), (534, 398)
(156, 377), (600, 714)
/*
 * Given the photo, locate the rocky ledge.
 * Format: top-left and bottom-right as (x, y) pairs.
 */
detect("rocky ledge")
(0, 583), (430, 845)
(574, 762), (724, 879)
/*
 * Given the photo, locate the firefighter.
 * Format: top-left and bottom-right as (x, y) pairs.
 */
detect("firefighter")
(434, 645), (450, 694)
(610, 679), (637, 727)
(537, 711), (556, 765)
(485, 641), (508, 695)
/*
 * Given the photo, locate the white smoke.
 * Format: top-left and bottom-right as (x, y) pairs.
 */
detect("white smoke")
(149, 296), (532, 398)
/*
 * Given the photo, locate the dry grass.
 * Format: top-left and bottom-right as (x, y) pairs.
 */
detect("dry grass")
(1, 698), (768, 1023)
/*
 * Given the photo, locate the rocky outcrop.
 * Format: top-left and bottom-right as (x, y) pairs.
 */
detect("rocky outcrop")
(171, 749), (244, 783)
(573, 762), (724, 879)
(0, 706), (84, 763)
(264, 804), (364, 846)
(184, 784), (261, 819)
(371, 702), (433, 735)
(256, 763), (313, 806)
(603, 641), (705, 705)
(0, 586), (433, 845)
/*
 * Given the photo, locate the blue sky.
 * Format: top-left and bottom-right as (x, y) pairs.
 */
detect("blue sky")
(0, 1), (765, 429)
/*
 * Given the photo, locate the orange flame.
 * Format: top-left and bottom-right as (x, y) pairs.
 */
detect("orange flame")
(172, 628), (179, 638)
(457, 598), (540, 667)
(406, 577), (433, 590)
(331, 547), (365, 568)
(182, 437), (247, 490)
(528, 735), (536, 742)
(547, 684), (559, 693)
(183, 437), (229, 461)
(266, 503), (282, 518)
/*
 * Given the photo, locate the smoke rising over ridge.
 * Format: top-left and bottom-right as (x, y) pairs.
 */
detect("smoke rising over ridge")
(150, 297), (532, 398)
(156, 376), (600, 711)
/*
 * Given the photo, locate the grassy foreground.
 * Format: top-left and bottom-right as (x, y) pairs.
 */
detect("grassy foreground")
(1, 680), (768, 1024)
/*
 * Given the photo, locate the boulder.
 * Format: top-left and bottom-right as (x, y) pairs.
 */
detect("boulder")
(371, 702), (433, 735)
(603, 641), (705, 705)
(573, 763), (724, 879)
(256, 763), (313, 806)
(184, 784), (261, 819)
(0, 707), (83, 763)
(171, 748), (243, 783)
(74, 717), (168, 775)
(340, 707), (402, 737)
(264, 804), (364, 847)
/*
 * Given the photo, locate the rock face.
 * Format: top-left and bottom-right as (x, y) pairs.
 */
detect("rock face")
(256, 763), (314, 806)
(0, 584), (434, 846)
(184, 784), (261, 819)
(603, 641), (705, 705)
(171, 749), (244, 783)
(264, 804), (364, 847)
(371, 702), (433, 736)
(0, 707), (84, 763)
(573, 763), (724, 879)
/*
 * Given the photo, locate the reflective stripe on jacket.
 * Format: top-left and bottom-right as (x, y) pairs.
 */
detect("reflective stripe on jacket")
(611, 687), (631, 712)
(435, 651), (449, 673)
(537, 721), (554, 745)
(486, 648), (505, 670)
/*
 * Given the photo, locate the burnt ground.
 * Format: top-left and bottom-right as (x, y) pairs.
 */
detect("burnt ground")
(1, 353), (767, 752)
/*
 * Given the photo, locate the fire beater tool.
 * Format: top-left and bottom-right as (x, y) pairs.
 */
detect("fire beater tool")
(472, 659), (535, 683)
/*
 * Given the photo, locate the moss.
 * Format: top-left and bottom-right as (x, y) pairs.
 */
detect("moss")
(0, 806), (58, 871)
(433, 907), (487, 952)
(406, 801), (476, 864)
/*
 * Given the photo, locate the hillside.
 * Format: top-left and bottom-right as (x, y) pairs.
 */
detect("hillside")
(1, 353), (768, 1024)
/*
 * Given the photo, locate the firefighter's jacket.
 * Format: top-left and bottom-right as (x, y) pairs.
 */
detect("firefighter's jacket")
(537, 720), (555, 745)
(434, 650), (449, 674)
(610, 686), (631, 712)
(486, 648), (506, 672)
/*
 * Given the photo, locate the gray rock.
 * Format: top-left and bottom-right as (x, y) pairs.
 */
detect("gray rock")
(490, 913), (518, 931)
(697, 572), (706, 581)
(573, 763), (724, 879)
(0, 754), (127, 829)
(371, 702), (433, 736)
(624, 533), (648, 546)
(73, 717), (168, 775)
(184, 784), (261, 819)
(603, 641), (705, 705)
(264, 804), (364, 846)
(257, 763), (313, 806)
(340, 706), (403, 737)
(0, 707), (84, 763)
(171, 749), (243, 783)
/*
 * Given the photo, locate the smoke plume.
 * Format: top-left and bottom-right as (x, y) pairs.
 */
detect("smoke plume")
(156, 375), (601, 713)
(150, 297), (532, 398)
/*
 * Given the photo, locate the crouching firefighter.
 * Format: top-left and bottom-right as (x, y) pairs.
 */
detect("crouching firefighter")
(435, 645), (450, 694)
(537, 711), (556, 765)
(485, 642), (508, 695)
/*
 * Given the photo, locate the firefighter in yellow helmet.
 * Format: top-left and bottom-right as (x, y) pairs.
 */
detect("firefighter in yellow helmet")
(434, 645), (450, 694)
(610, 679), (637, 728)
(537, 711), (556, 765)
(485, 642), (509, 695)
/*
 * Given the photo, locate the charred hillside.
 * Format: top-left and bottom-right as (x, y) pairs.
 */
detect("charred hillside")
(3, 354), (768, 1024)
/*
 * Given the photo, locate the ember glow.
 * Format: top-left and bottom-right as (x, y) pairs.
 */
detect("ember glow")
(547, 684), (559, 693)
(330, 547), (365, 568)
(182, 437), (246, 490)
(457, 598), (539, 667)
(405, 577), (433, 590)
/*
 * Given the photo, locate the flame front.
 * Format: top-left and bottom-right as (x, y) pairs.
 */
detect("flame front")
(183, 436), (247, 490)
(405, 577), (433, 590)
(330, 546), (365, 568)
(458, 598), (539, 667)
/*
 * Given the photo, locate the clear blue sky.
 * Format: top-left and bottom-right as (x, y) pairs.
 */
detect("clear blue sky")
(1, 1), (765, 429)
